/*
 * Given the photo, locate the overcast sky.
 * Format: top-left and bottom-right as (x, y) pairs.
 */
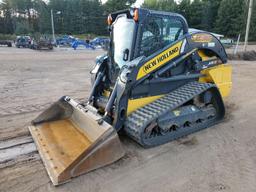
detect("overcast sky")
(102, 0), (144, 7)
(0, 0), (145, 7)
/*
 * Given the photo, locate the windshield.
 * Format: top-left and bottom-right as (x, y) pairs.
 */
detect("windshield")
(111, 15), (135, 68)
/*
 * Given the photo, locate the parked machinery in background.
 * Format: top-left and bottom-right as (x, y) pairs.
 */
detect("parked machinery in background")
(0, 40), (12, 47)
(56, 35), (76, 47)
(30, 37), (53, 50)
(90, 37), (110, 48)
(15, 36), (31, 48)
(71, 39), (95, 50)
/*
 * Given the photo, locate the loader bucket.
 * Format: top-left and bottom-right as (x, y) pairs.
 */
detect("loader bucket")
(28, 96), (125, 185)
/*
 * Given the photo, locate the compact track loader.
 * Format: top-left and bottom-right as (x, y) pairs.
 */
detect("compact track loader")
(29, 8), (232, 185)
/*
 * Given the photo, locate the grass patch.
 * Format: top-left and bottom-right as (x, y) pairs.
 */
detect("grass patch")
(0, 34), (16, 41)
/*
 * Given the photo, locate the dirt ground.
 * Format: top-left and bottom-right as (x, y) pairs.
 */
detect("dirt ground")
(0, 46), (256, 192)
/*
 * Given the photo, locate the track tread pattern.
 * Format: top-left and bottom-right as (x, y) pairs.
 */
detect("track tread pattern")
(124, 81), (216, 147)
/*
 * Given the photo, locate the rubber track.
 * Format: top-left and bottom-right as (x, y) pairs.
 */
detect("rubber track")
(124, 81), (216, 147)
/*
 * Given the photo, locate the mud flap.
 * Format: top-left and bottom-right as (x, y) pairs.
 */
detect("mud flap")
(28, 96), (125, 185)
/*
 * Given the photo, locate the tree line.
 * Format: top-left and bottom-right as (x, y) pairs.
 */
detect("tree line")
(143, 0), (256, 41)
(0, 0), (255, 41)
(0, 0), (135, 36)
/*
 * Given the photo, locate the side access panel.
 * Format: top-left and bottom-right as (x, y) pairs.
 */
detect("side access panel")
(199, 64), (232, 97)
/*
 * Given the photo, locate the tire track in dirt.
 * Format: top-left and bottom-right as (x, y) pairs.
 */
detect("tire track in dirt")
(0, 136), (38, 169)
(0, 135), (33, 150)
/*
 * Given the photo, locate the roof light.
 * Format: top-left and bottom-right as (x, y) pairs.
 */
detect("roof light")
(107, 14), (112, 25)
(133, 9), (139, 22)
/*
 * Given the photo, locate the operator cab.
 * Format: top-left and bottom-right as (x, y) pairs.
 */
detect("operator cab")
(108, 8), (189, 69)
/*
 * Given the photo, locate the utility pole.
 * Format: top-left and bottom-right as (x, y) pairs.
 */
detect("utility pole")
(244, 0), (253, 51)
(51, 9), (56, 44)
(234, 34), (241, 55)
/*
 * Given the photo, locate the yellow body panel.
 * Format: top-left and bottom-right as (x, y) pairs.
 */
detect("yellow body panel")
(136, 41), (183, 80)
(198, 50), (211, 61)
(199, 64), (232, 97)
(198, 50), (217, 61)
(127, 95), (163, 115)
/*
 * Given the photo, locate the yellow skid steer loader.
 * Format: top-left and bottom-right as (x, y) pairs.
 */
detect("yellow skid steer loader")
(29, 8), (232, 185)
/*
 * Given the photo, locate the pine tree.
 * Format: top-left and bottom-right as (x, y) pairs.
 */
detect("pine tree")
(186, 0), (204, 29)
(104, 0), (136, 13)
(1, 0), (14, 34)
(215, 0), (247, 38)
(201, 0), (222, 31)
(142, 0), (177, 12)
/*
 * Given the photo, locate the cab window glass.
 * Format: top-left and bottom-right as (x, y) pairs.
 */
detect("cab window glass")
(139, 16), (184, 57)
